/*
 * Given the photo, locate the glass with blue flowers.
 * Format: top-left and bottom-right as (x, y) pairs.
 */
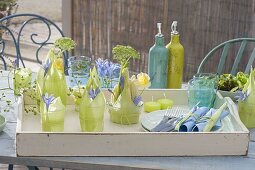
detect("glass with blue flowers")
(95, 58), (120, 88)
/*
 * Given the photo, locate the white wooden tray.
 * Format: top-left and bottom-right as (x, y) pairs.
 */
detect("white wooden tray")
(16, 89), (249, 156)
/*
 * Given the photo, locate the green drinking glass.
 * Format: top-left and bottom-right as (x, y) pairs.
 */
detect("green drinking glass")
(188, 73), (218, 108)
(41, 97), (66, 132)
(79, 105), (105, 132)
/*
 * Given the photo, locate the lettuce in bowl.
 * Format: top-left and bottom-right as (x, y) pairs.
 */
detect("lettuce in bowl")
(218, 72), (248, 92)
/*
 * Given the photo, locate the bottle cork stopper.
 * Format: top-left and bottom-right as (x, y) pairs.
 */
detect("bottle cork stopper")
(157, 23), (162, 35)
(171, 21), (179, 34)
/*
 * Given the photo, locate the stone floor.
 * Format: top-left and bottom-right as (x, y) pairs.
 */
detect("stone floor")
(0, 164), (68, 169)
(16, 0), (62, 22)
(0, 0), (62, 72)
(1, 22), (62, 72)
(0, 164), (48, 169)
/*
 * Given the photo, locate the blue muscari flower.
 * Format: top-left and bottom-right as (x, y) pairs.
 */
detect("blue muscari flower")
(95, 58), (105, 77)
(234, 90), (248, 101)
(106, 60), (120, 78)
(43, 59), (51, 76)
(88, 87), (100, 100)
(133, 96), (142, 106)
(42, 93), (55, 110)
(95, 58), (120, 79)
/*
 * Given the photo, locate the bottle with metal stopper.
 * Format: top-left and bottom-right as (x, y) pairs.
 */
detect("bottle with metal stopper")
(166, 21), (184, 89)
(148, 23), (168, 88)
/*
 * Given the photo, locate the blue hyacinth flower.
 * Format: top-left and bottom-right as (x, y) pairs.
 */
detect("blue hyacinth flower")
(43, 59), (52, 76)
(42, 93), (55, 110)
(133, 96), (142, 106)
(88, 87), (100, 100)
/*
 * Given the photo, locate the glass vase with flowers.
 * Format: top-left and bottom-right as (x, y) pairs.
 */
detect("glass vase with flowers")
(108, 45), (150, 125)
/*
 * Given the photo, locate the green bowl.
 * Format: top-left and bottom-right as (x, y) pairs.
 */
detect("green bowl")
(218, 90), (236, 101)
(0, 114), (7, 132)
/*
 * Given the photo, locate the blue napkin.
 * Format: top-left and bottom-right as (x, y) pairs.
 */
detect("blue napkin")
(179, 107), (209, 132)
(192, 108), (229, 132)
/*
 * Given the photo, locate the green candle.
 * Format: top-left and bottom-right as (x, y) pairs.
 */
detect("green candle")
(144, 101), (161, 113)
(157, 99), (173, 110)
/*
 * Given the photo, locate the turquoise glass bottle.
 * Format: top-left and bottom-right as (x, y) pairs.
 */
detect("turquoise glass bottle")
(148, 23), (168, 88)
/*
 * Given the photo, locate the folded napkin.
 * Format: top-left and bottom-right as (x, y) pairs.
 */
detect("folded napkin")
(192, 107), (229, 132)
(200, 103), (228, 132)
(178, 107), (210, 132)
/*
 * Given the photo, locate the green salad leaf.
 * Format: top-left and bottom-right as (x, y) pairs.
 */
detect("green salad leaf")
(218, 72), (249, 92)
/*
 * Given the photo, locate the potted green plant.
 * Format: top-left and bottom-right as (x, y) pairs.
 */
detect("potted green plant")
(108, 45), (150, 125)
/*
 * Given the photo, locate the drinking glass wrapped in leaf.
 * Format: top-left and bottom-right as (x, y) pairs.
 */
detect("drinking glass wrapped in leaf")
(79, 67), (106, 132)
(41, 95), (66, 132)
(237, 68), (255, 128)
(108, 68), (144, 125)
(43, 57), (67, 105)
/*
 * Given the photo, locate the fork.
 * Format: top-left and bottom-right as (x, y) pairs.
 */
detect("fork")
(164, 107), (189, 118)
(151, 107), (188, 132)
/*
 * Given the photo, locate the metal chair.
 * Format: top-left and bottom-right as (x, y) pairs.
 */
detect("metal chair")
(0, 13), (67, 170)
(197, 38), (255, 75)
(0, 13), (68, 74)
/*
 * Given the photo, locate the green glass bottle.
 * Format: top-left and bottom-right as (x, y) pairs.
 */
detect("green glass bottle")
(166, 21), (184, 89)
(148, 23), (168, 88)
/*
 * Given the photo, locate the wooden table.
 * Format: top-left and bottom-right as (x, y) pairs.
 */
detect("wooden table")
(0, 71), (255, 170)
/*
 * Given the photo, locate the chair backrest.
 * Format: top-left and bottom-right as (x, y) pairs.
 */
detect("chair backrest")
(0, 13), (68, 74)
(197, 38), (255, 75)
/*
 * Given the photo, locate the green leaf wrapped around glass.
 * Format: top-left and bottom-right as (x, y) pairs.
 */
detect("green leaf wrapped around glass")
(237, 68), (255, 128)
(41, 94), (66, 132)
(108, 68), (144, 125)
(35, 37), (76, 131)
(108, 45), (146, 125)
(43, 57), (67, 105)
(40, 37), (75, 106)
(79, 67), (106, 132)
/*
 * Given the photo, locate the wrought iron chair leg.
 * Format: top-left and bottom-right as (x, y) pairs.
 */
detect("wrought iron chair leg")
(27, 166), (39, 170)
(8, 164), (13, 170)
